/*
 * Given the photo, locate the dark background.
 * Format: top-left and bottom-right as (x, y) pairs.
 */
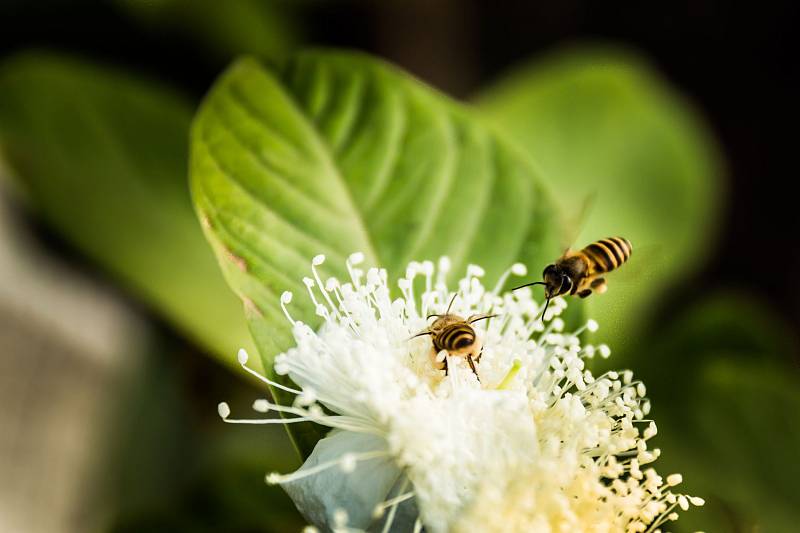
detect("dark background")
(2, 0), (798, 348)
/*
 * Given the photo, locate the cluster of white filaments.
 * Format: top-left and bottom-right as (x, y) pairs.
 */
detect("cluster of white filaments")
(218, 254), (702, 533)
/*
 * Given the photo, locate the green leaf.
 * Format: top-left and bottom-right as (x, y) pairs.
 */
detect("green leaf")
(476, 46), (725, 357)
(657, 357), (800, 532)
(633, 293), (800, 532)
(0, 52), (254, 371)
(637, 292), (795, 409)
(190, 51), (562, 456)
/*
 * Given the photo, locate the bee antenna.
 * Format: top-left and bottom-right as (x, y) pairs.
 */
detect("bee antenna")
(409, 330), (432, 340)
(538, 296), (552, 322)
(469, 314), (499, 324)
(445, 292), (458, 314)
(511, 281), (547, 291)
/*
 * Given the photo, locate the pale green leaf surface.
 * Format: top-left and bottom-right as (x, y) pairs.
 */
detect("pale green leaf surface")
(0, 52), (253, 371)
(191, 51), (562, 455)
(477, 46), (724, 357)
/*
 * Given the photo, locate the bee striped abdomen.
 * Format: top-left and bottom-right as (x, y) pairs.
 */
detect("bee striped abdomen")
(434, 323), (476, 352)
(582, 237), (632, 273)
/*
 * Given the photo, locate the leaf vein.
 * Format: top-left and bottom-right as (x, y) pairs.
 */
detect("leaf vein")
(198, 134), (351, 265)
(226, 62), (381, 265)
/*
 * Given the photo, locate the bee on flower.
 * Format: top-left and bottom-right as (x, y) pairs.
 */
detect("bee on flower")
(218, 253), (702, 533)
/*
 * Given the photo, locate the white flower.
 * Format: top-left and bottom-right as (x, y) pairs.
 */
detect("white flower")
(219, 254), (701, 532)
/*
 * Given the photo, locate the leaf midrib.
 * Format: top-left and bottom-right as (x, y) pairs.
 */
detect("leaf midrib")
(257, 58), (382, 268)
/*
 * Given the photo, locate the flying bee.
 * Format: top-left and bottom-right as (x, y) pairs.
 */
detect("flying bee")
(412, 294), (496, 380)
(513, 237), (633, 318)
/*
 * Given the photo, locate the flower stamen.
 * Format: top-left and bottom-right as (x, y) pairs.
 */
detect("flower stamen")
(266, 450), (390, 485)
(237, 349), (302, 395)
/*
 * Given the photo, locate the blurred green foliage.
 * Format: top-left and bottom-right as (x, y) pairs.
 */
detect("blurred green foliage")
(635, 294), (800, 533)
(190, 51), (563, 455)
(477, 46), (725, 358)
(0, 1), (307, 524)
(668, 357), (800, 532)
(0, 53), (255, 372)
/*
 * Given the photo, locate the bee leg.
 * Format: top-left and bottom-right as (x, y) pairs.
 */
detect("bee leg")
(443, 357), (449, 376)
(475, 346), (483, 363)
(591, 278), (608, 294)
(467, 355), (480, 382)
(578, 289), (592, 298)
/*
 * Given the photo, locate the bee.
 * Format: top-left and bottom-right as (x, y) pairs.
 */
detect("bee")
(412, 294), (496, 379)
(513, 237), (633, 318)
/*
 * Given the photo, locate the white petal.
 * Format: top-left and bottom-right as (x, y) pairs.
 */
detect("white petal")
(282, 430), (401, 530)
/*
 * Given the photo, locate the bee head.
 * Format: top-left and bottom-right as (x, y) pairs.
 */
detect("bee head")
(542, 264), (572, 298)
(511, 265), (570, 321)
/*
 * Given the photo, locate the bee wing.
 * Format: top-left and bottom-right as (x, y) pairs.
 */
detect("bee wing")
(560, 192), (597, 253)
(606, 244), (663, 284)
